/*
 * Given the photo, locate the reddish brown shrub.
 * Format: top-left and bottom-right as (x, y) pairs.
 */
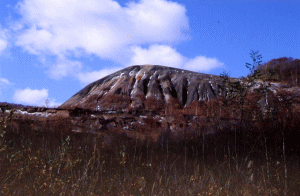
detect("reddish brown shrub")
(256, 57), (300, 86)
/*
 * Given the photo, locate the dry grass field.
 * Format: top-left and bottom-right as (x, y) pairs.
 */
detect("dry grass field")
(1, 107), (299, 195)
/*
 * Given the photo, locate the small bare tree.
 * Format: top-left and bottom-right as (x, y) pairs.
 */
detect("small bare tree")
(45, 99), (50, 108)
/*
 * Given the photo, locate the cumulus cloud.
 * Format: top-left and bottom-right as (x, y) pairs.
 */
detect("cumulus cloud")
(129, 44), (223, 72)
(183, 56), (224, 72)
(9, 0), (224, 83)
(77, 67), (122, 85)
(13, 0), (190, 79)
(129, 45), (186, 68)
(46, 99), (62, 108)
(13, 88), (62, 107)
(124, 0), (189, 44)
(13, 88), (48, 106)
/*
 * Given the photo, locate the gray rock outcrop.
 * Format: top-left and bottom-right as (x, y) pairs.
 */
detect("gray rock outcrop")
(60, 65), (230, 111)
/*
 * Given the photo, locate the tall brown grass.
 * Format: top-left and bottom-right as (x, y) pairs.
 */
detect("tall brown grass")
(1, 107), (299, 195)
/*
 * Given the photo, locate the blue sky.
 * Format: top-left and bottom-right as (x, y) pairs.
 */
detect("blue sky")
(0, 0), (299, 107)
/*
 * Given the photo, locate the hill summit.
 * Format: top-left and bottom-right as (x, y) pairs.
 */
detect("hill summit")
(60, 65), (229, 111)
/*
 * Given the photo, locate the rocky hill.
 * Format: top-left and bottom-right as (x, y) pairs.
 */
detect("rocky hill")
(1, 63), (300, 155)
(60, 65), (233, 111)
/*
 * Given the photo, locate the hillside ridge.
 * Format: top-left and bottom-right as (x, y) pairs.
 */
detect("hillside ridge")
(60, 65), (233, 111)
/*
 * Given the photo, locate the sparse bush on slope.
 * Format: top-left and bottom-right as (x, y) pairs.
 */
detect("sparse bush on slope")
(255, 57), (300, 86)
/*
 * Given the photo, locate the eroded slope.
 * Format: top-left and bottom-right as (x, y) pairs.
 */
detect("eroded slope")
(60, 65), (229, 111)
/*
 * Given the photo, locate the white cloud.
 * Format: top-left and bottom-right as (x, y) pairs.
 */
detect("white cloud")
(129, 44), (186, 68)
(183, 56), (224, 72)
(129, 44), (223, 72)
(66, 43), (224, 85)
(0, 78), (11, 96)
(13, 88), (49, 106)
(0, 28), (8, 54)
(46, 56), (82, 79)
(0, 39), (7, 54)
(77, 67), (122, 85)
(12, 88), (62, 107)
(10, 0), (222, 83)
(47, 99), (62, 108)
(124, 0), (189, 44)
(12, 0), (189, 79)
(0, 78), (11, 86)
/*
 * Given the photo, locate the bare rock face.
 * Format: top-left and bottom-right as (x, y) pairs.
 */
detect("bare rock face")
(60, 65), (227, 111)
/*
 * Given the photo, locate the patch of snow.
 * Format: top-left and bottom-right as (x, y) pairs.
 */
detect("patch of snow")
(149, 70), (158, 80)
(13, 110), (52, 118)
(135, 69), (144, 79)
(130, 74), (142, 96)
(130, 88), (137, 96)
(153, 115), (161, 119)
(142, 71), (147, 80)
(129, 70), (137, 76)
(157, 74), (163, 80)
(109, 76), (119, 83)
(149, 75), (153, 81)
(109, 77), (122, 91)
(4, 109), (11, 113)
